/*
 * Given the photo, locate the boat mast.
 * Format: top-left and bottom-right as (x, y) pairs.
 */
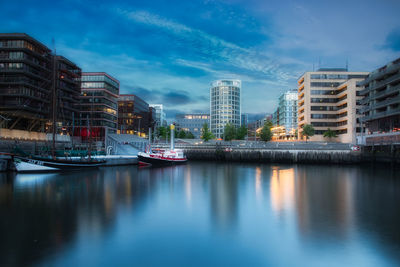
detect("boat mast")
(51, 42), (57, 159)
(87, 114), (91, 159)
(148, 128), (152, 153)
(170, 124), (175, 150)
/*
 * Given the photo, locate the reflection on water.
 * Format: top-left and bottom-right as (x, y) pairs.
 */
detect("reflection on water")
(0, 163), (399, 266)
(270, 166), (295, 214)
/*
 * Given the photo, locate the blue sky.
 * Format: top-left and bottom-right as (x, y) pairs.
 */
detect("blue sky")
(1, 0), (400, 120)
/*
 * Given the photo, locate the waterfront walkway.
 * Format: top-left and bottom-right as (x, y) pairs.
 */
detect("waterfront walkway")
(153, 140), (353, 151)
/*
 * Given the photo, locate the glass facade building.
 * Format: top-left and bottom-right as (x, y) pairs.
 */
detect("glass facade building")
(118, 94), (150, 137)
(175, 114), (210, 138)
(149, 104), (166, 129)
(210, 79), (241, 138)
(278, 90), (298, 138)
(79, 72), (119, 146)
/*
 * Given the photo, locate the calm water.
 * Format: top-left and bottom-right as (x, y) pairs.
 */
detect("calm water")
(1, 162), (400, 267)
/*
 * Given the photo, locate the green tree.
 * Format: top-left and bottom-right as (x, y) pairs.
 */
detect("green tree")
(157, 126), (167, 140)
(236, 125), (247, 140)
(178, 129), (186, 139)
(323, 128), (337, 140)
(260, 122), (272, 142)
(223, 123), (236, 141)
(201, 123), (214, 142)
(265, 119), (273, 128)
(302, 124), (315, 142)
(186, 132), (195, 139)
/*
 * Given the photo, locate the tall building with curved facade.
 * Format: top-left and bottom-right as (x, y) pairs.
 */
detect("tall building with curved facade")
(210, 79), (241, 138)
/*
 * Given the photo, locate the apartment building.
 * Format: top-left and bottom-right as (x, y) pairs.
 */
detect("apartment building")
(297, 69), (369, 143)
(358, 58), (400, 144)
(0, 33), (52, 132)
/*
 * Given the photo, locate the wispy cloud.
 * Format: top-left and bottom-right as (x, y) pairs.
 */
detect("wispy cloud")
(116, 9), (292, 83)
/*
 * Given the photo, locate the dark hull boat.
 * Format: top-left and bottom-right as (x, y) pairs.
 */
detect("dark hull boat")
(13, 156), (105, 172)
(138, 125), (187, 166)
(138, 149), (187, 166)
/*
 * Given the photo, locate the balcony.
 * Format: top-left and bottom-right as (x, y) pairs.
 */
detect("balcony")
(360, 83), (400, 105)
(365, 73), (400, 93)
(362, 95), (400, 112)
(359, 62), (400, 86)
(358, 86), (370, 96)
(361, 107), (400, 122)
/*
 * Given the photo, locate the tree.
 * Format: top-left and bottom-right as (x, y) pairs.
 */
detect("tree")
(186, 132), (195, 139)
(157, 126), (167, 140)
(260, 122), (272, 142)
(265, 119), (273, 128)
(323, 128), (337, 140)
(236, 125), (247, 140)
(201, 123), (214, 142)
(302, 124), (315, 142)
(223, 123), (236, 141)
(178, 129), (186, 139)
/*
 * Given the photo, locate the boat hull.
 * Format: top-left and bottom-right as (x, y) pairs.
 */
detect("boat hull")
(138, 154), (187, 166)
(14, 156), (105, 173)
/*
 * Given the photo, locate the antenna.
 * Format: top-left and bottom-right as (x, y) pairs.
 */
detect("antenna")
(345, 58), (349, 71)
(318, 57), (321, 70)
(51, 37), (56, 55)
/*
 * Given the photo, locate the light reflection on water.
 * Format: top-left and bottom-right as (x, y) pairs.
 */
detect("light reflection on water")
(0, 162), (399, 267)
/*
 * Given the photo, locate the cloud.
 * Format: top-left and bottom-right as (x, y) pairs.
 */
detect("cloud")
(116, 9), (292, 83)
(384, 28), (400, 52)
(162, 90), (193, 105)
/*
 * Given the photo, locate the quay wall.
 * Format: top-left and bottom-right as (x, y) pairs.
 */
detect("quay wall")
(183, 148), (362, 164)
(154, 143), (400, 164)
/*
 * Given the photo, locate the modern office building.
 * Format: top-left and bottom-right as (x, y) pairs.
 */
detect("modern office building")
(149, 106), (156, 134)
(0, 33), (52, 133)
(149, 104), (166, 129)
(298, 69), (369, 143)
(118, 94), (149, 137)
(79, 72), (119, 146)
(175, 113), (210, 138)
(210, 79), (241, 138)
(272, 108), (279, 126)
(277, 89), (298, 139)
(55, 55), (81, 136)
(241, 114), (248, 128)
(359, 58), (400, 144)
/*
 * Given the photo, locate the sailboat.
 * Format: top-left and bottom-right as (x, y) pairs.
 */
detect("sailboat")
(13, 52), (106, 172)
(138, 125), (187, 166)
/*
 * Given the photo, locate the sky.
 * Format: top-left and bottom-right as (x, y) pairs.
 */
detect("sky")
(1, 0), (400, 120)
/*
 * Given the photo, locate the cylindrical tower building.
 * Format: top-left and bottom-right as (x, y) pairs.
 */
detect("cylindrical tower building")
(210, 79), (241, 138)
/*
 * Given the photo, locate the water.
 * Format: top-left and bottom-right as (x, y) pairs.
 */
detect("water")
(0, 162), (399, 267)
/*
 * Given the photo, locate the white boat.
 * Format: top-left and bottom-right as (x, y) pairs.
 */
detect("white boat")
(58, 155), (138, 166)
(13, 156), (105, 173)
(138, 125), (187, 166)
(138, 149), (187, 165)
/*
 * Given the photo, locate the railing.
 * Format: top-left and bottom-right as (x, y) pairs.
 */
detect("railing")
(361, 107), (400, 122)
(367, 73), (400, 92)
(360, 63), (400, 85)
(362, 95), (400, 113)
(360, 83), (400, 105)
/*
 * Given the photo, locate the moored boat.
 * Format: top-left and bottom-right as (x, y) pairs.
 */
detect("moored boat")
(138, 125), (187, 166)
(13, 155), (106, 172)
(138, 149), (187, 165)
